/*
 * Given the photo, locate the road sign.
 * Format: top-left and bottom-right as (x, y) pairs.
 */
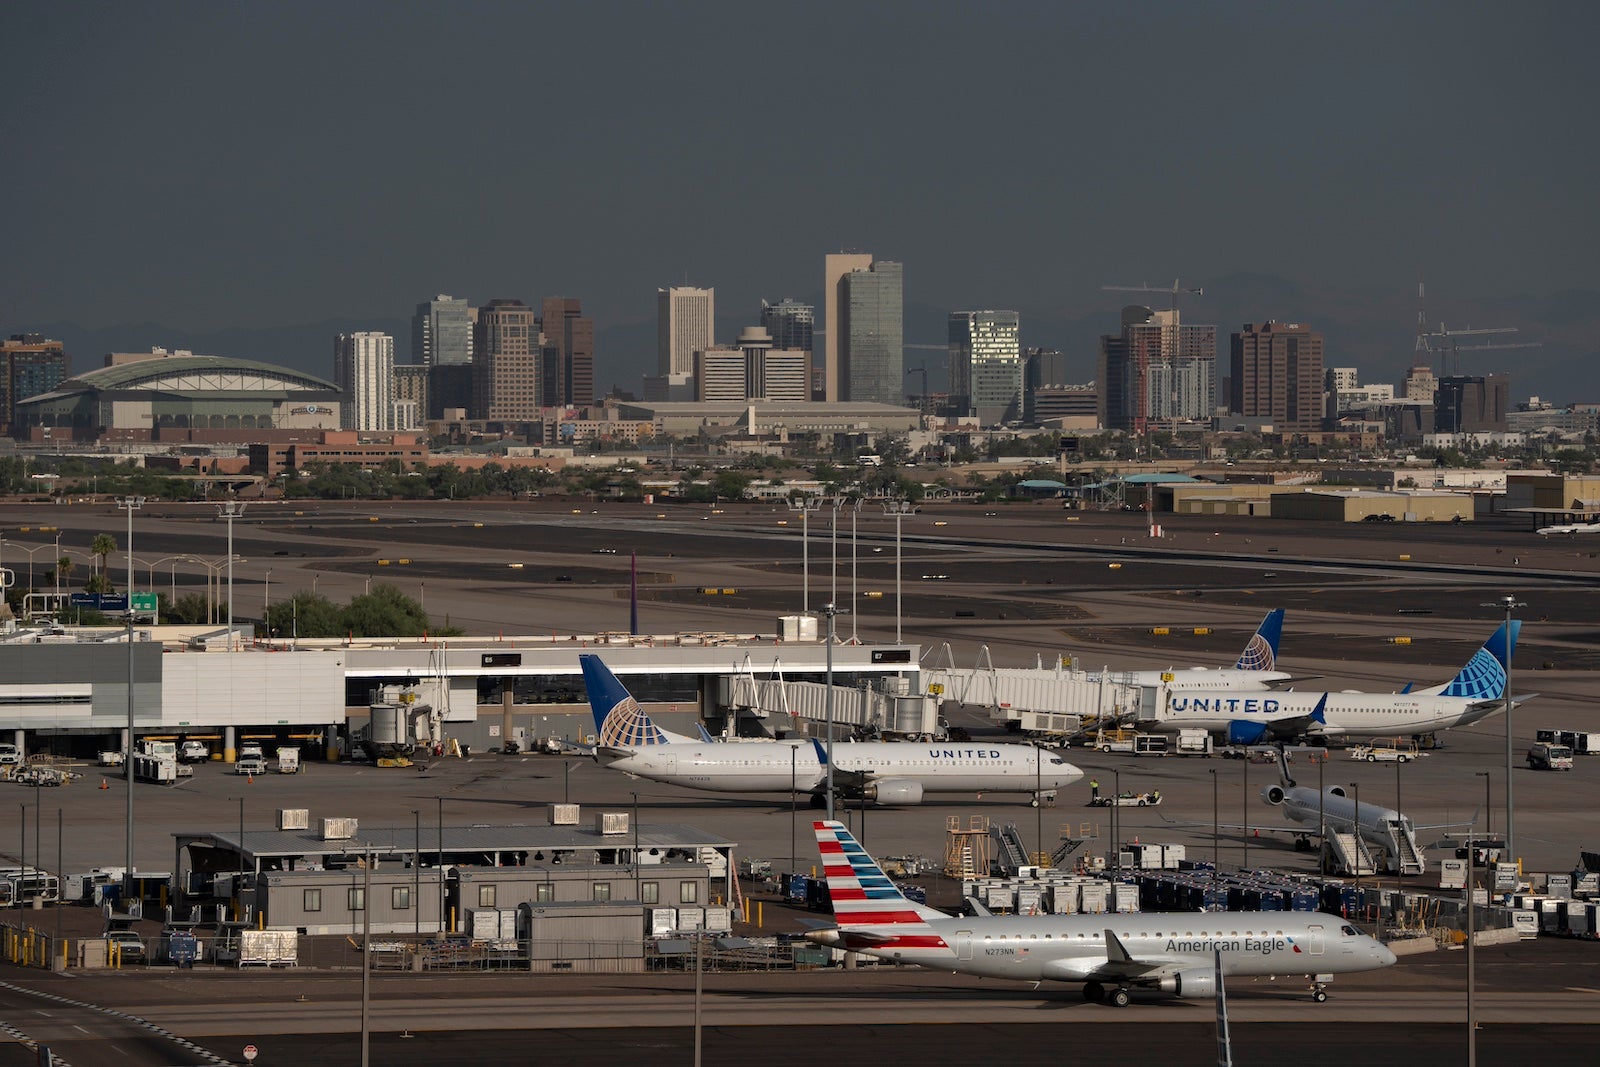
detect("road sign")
(130, 592), (158, 613)
(244, 1044), (258, 1062)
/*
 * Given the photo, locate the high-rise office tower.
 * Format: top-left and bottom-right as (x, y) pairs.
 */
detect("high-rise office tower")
(1229, 321), (1326, 433)
(540, 297), (595, 408)
(657, 286), (714, 376)
(0, 334), (69, 438)
(334, 332), (395, 431)
(949, 310), (1023, 425)
(760, 299), (814, 359)
(823, 253), (873, 401)
(1436, 374), (1510, 434)
(411, 294), (473, 366)
(694, 326), (809, 403)
(473, 299), (539, 421)
(1098, 306), (1216, 433)
(840, 260), (904, 405)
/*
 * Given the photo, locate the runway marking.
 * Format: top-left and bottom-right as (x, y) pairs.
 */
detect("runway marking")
(74, 1024), (90, 1033)
(1563, 986), (1600, 993)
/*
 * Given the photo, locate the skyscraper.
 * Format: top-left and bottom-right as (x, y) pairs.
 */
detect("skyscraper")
(333, 332), (395, 431)
(392, 364), (429, 429)
(760, 299), (814, 359)
(1098, 306), (1216, 434)
(694, 326), (809, 403)
(823, 253), (873, 401)
(0, 334), (69, 439)
(473, 299), (539, 421)
(540, 297), (595, 408)
(840, 260), (904, 405)
(1229, 321), (1325, 433)
(657, 286), (714, 376)
(411, 294), (473, 366)
(949, 311), (1023, 425)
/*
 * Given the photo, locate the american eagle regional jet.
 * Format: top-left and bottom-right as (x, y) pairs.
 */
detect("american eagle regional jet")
(580, 654), (1082, 805)
(806, 819), (1395, 1005)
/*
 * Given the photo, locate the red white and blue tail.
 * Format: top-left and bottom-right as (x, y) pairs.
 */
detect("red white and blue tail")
(814, 820), (948, 948)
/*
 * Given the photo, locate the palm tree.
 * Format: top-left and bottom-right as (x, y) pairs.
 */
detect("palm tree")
(90, 533), (117, 585)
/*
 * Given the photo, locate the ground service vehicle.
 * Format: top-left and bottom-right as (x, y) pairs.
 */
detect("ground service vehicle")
(1528, 743), (1574, 770)
(179, 741), (209, 763)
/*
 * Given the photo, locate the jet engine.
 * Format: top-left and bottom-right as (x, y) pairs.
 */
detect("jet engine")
(1157, 968), (1217, 999)
(863, 779), (925, 805)
(1262, 784), (1287, 805)
(1226, 721), (1270, 745)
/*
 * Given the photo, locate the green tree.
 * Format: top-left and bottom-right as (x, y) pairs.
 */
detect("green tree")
(265, 593), (345, 639)
(90, 533), (117, 584)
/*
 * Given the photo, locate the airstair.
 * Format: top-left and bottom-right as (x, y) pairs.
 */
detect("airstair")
(1324, 831), (1378, 877)
(1050, 821), (1095, 867)
(1384, 817), (1427, 876)
(991, 823), (1032, 875)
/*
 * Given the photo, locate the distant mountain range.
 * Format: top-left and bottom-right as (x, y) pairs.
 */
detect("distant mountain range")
(15, 274), (1599, 407)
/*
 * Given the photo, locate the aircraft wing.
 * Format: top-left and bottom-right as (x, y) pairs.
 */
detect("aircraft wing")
(1083, 930), (1207, 983)
(1154, 811), (1309, 840)
(810, 738), (878, 795)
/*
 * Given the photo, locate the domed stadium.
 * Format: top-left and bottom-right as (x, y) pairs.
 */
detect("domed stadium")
(15, 352), (342, 442)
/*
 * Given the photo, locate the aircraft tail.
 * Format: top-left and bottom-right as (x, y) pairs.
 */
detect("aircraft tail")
(814, 820), (949, 941)
(1435, 621), (1521, 700)
(1234, 609), (1285, 672)
(579, 654), (696, 749)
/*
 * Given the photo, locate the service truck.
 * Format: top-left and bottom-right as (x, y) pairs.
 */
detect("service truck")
(1527, 743), (1574, 771)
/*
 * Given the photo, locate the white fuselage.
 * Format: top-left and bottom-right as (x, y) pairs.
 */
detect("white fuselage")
(837, 911), (1392, 983)
(602, 741), (1082, 795)
(1153, 690), (1499, 738)
(1273, 787), (1407, 839)
(1119, 669), (1292, 691)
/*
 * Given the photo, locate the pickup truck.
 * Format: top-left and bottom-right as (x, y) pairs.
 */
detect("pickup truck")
(234, 755), (268, 776)
(1088, 790), (1162, 807)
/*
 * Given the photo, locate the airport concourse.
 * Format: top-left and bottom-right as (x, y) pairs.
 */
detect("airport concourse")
(0, 499), (1596, 1066)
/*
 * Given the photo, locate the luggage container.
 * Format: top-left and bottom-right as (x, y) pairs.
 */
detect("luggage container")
(704, 906), (732, 933)
(595, 812), (630, 836)
(469, 908), (502, 941)
(1511, 910), (1539, 939)
(678, 906), (704, 932)
(276, 747), (301, 774)
(1051, 883), (1079, 914)
(1079, 882), (1109, 914)
(1113, 883), (1140, 913)
(649, 908), (678, 937)
(985, 886), (1015, 913)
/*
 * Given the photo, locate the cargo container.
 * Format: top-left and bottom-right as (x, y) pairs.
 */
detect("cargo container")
(649, 907), (678, 937)
(549, 804), (580, 826)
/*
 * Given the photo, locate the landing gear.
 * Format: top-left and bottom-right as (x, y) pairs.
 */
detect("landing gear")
(1083, 981), (1104, 1002)
(1311, 983), (1329, 1003)
(808, 793), (828, 810)
(1108, 986), (1131, 1007)
(1294, 835), (1312, 852)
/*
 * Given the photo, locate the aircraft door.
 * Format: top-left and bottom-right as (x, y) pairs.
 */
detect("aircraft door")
(1306, 924), (1325, 955)
(955, 930), (974, 960)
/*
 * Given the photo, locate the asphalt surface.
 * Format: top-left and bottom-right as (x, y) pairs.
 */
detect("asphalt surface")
(2, 496), (1598, 1063)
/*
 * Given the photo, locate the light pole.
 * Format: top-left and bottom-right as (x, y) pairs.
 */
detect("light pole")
(790, 744), (797, 875)
(829, 497), (841, 607)
(1242, 756), (1249, 872)
(786, 497), (820, 614)
(881, 499), (914, 642)
(1111, 768), (1121, 873)
(219, 501), (246, 648)
(1466, 807), (1478, 1067)
(823, 603), (838, 820)
(849, 499), (861, 643)
(264, 569), (272, 628)
(1350, 781), (1361, 922)
(117, 495), (144, 903)
(1480, 596), (1523, 863)
(1476, 771), (1492, 845)
(1210, 768), (1219, 885)
(412, 810), (420, 939)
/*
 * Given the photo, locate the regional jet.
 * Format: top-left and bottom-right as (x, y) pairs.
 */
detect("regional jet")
(804, 819), (1395, 1004)
(580, 654), (1082, 805)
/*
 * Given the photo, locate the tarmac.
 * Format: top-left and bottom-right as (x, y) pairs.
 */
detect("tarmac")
(1, 496), (1597, 1062)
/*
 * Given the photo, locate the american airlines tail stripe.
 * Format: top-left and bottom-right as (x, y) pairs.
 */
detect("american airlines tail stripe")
(835, 909), (926, 925)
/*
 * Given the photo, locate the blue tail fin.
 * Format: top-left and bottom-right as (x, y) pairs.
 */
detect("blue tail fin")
(1234, 609), (1285, 672)
(1398, 682), (1414, 695)
(1438, 621), (1520, 700)
(579, 654), (678, 748)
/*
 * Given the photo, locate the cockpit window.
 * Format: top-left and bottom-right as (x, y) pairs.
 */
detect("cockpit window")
(1340, 924), (1358, 936)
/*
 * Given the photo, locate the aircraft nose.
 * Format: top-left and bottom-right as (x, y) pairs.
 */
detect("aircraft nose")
(1376, 943), (1397, 967)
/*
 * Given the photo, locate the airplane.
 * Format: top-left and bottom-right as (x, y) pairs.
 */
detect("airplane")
(1537, 522), (1600, 536)
(804, 819), (1396, 1005)
(1143, 621), (1530, 744)
(580, 654), (1083, 805)
(1091, 609), (1293, 691)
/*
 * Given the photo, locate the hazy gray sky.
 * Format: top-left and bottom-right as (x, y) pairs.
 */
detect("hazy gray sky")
(4, 2), (1595, 343)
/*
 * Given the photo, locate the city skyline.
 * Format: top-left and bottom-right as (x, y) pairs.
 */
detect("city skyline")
(3, 4), (1595, 400)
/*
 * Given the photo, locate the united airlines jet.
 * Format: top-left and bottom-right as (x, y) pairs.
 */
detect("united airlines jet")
(1109, 608), (1292, 690)
(580, 655), (1082, 805)
(806, 819), (1395, 1005)
(1144, 622), (1527, 744)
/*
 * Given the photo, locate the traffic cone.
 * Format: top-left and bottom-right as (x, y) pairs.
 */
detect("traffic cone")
(100, 778), (108, 790)
(247, 774), (254, 784)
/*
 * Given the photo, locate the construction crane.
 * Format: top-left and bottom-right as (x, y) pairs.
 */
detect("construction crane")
(1101, 279), (1205, 311)
(1427, 324), (1540, 376)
